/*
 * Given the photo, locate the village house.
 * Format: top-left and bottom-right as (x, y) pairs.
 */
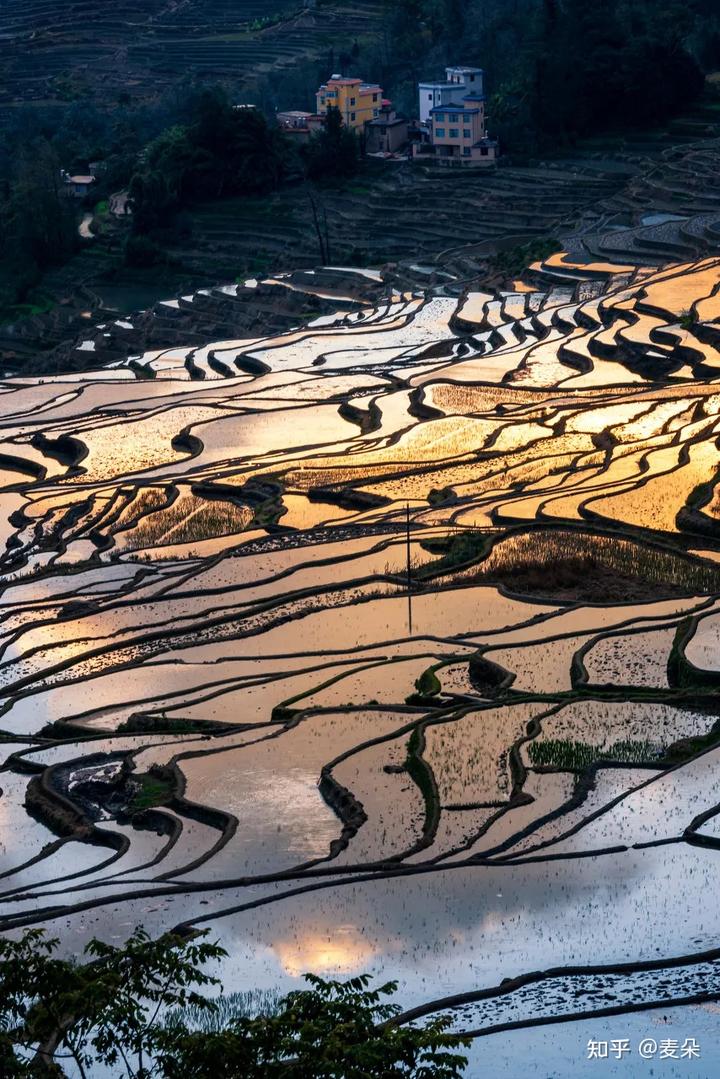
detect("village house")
(364, 101), (409, 156)
(315, 74), (383, 131)
(276, 110), (325, 140)
(62, 172), (96, 197)
(418, 66), (484, 124)
(415, 65), (498, 168)
(281, 75), (407, 156)
(277, 109), (313, 130)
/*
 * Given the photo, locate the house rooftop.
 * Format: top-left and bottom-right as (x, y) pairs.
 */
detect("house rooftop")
(367, 115), (407, 128)
(68, 175), (95, 184)
(430, 104), (480, 114)
(318, 78), (381, 91)
(421, 68), (484, 88)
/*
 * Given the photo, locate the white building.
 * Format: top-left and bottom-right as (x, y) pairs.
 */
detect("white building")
(446, 66), (484, 91)
(418, 66), (484, 124)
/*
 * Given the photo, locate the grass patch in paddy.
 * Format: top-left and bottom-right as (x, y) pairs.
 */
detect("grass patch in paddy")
(406, 664), (443, 705)
(123, 492), (253, 550)
(415, 667), (441, 697)
(457, 528), (720, 601)
(128, 771), (174, 812)
(114, 487), (169, 531)
(529, 737), (659, 770)
(492, 235), (562, 280)
(117, 714), (210, 735)
(417, 530), (493, 579)
(404, 726), (439, 836)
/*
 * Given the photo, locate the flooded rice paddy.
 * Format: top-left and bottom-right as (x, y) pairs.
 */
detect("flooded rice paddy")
(3, 259), (720, 1073)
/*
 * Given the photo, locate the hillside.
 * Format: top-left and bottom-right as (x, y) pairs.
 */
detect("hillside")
(5, 91), (720, 375)
(0, 0), (385, 108)
(2, 0), (719, 374)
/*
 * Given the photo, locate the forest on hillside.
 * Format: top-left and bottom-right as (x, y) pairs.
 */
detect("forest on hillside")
(360, 0), (716, 148)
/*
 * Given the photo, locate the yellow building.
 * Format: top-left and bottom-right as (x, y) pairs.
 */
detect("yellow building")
(315, 75), (383, 130)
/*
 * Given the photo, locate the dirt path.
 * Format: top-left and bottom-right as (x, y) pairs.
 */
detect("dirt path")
(78, 213), (94, 240)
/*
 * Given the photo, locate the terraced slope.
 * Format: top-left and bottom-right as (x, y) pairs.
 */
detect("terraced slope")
(3, 253), (720, 1071)
(163, 162), (624, 280)
(95, 131), (720, 330)
(7, 102), (720, 372)
(0, 0), (385, 105)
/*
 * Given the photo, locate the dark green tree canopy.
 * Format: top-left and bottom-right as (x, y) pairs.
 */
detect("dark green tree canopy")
(303, 105), (360, 181)
(0, 929), (469, 1078)
(128, 88), (294, 234)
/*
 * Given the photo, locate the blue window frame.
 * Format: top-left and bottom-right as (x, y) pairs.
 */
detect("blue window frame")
(449, 128), (459, 138)
(436, 127), (445, 137)
(435, 112), (444, 121)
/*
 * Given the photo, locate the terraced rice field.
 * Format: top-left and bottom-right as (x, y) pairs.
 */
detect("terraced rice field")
(0, 0), (385, 106)
(4, 255), (720, 1073)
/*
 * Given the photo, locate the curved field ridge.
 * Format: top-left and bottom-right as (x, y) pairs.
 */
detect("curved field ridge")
(3, 257), (720, 1055)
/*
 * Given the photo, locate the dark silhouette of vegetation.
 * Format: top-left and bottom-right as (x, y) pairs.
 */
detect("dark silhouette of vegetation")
(127, 91), (359, 264)
(0, 928), (469, 1077)
(421, 528), (720, 598)
(476, 530), (720, 597)
(414, 667), (442, 697)
(418, 530), (493, 579)
(531, 1), (705, 138)
(375, 0), (708, 152)
(303, 105), (360, 181)
(128, 88), (293, 237)
(492, 237), (561, 280)
(0, 141), (78, 318)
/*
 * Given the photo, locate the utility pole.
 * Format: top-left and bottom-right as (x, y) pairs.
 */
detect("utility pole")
(406, 502), (413, 635)
(308, 190), (327, 263)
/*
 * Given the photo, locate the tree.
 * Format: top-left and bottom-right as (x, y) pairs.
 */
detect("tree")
(0, 929), (470, 1078)
(0, 139), (78, 310)
(127, 89), (292, 234)
(0, 928), (221, 1078)
(161, 973), (468, 1078)
(303, 106), (359, 181)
